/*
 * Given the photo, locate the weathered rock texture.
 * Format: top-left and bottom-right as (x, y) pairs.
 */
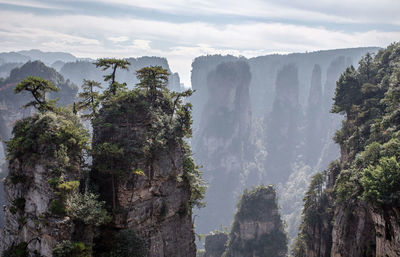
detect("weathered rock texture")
(0, 61), (78, 228)
(1, 162), (76, 256)
(0, 112), (85, 256)
(91, 92), (197, 257)
(204, 232), (228, 257)
(293, 42), (400, 257)
(330, 203), (400, 257)
(223, 186), (287, 257)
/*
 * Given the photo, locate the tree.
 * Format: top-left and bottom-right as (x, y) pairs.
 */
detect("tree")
(302, 172), (327, 223)
(361, 156), (400, 204)
(14, 76), (59, 112)
(94, 58), (130, 95)
(77, 79), (102, 119)
(136, 66), (169, 102)
(331, 66), (362, 117)
(357, 53), (377, 84)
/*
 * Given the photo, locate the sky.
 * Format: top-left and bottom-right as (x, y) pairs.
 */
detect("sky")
(0, 0), (399, 87)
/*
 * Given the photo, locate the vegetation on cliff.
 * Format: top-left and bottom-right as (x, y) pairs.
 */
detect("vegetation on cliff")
(2, 75), (109, 256)
(223, 185), (288, 257)
(293, 42), (400, 256)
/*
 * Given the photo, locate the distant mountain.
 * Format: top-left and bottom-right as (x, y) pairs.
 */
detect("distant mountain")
(0, 52), (30, 63)
(0, 63), (23, 78)
(0, 50), (183, 92)
(0, 49), (77, 68)
(59, 56), (183, 91)
(17, 49), (77, 64)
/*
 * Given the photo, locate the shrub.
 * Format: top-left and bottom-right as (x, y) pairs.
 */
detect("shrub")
(53, 240), (89, 257)
(57, 180), (80, 193)
(182, 147), (206, 209)
(65, 192), (111, 226)
(361, 156), (400, 204)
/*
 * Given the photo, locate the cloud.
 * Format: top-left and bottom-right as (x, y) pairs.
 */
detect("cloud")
(79, 0), (400, 25)
(107, 36), (130, 43)
(0, 10), (399, 86)
(132, 40), (151, 50)
(0, 0), (69, 10)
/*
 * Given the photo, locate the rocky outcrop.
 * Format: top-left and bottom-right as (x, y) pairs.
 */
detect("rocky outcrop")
(293, 42), (400, 257)
(0, 112), (87, 256)
(0, 61), (78, 229)
(204, 232), (228, 257)
(330, 203), (400, 257)
(223, 185), (287, 257)
(91, 87), (197, 257)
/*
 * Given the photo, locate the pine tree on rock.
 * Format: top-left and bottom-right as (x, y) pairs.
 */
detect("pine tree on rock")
(14, 76), (59, 112)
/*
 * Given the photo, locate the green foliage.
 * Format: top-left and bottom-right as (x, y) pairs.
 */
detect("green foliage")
(93, 142), (125, 176)
(94, 58), (130, 96)
(331, 66), (362, 115)
(77, 79), (102, 119)
(361, 156), (400, 205)
(6, 110), (89, 164)
(91, 65), (202, 215)
(302, 172), (330, 223)
(2, 242), (28, 257)
(136, 66), (169, 103)
(65, 192), (111, 226)
(361, 141), (382, 165)
(296, 42), (400, 257)
(53, 240), (89, 257)
(14, 76), (59, 112)
(108, 230), (148, 257)
(291, 233), (306, 257)
(57, 180), (80, 193)
(224, 185), (287, 257)
(335, 168), (362, 202)
(182, 146), (206, 209)
(235, 185), (278, 221)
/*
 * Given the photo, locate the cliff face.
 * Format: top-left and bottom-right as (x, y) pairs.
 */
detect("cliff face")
(194, 60), (254, 234)
(0, 61), (78, 229)
(91, 85), (198, 257)
(204, 232), (228, 257)
(293, 42), (400, 257)
(1, 111), (88, 256)
(223, 186), (287, 257)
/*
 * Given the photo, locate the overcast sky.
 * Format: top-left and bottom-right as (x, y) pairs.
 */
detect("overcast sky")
(0, 0), (399, 86)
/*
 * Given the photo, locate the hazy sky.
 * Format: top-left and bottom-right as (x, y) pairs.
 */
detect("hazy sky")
(0, 0), (399, 86)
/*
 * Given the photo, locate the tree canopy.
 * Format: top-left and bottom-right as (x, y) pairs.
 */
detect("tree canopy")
(77, 79), (102, 119)
(14, 76), (59, 112)
(94, 58), (130, 95)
